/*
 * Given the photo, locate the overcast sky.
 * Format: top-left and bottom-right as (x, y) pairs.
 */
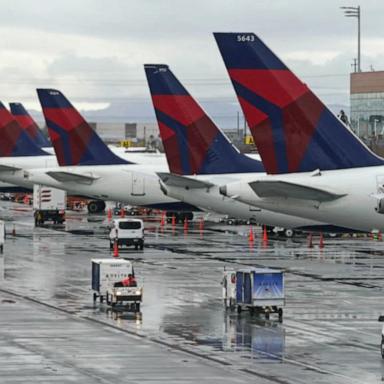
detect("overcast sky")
(1, 0), (383, 124)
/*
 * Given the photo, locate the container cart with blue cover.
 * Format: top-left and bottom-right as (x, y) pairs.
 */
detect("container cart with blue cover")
(223, 267), (284, 321)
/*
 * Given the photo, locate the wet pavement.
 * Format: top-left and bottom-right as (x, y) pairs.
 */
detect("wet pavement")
(1, 201), (384, 383)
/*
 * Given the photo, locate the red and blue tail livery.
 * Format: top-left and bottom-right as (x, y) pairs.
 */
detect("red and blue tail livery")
(36, 89), (130, 166)
(10, 102), (51, 148)
(144, 64), (263, 175)
(0, 102), (48, 157)
(214, 32), (384, 174)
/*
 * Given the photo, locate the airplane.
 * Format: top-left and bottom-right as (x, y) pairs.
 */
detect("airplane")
(144, 63), (348, 234)
(0, 98), (179, 212)
(10, 102), (51, 149)
(214, 32), (384, 233)
(9, 102), (165, 160)
(24, 89), (198, 218)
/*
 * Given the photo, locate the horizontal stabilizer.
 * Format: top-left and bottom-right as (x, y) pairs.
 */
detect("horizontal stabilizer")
(46, 171), (99, 184)
(0, 164), (22, 172)
(157, 172), (214, 189)
(249, 180), (346, 202)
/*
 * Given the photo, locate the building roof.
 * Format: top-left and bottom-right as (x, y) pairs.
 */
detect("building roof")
(351, 71), (384, 94)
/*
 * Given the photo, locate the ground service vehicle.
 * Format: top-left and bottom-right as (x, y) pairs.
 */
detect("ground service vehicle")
(0, 220), (5, 253)
(109, 218), (144, 250)
(91, 258), (142, 311)
(223, 267), (284, 321)
(33, 185), (66, 226)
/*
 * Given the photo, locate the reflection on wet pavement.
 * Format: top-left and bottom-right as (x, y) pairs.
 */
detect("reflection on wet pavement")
(1, 200), (384, 383)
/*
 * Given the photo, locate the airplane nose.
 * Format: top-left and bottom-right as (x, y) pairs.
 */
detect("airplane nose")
(219, 185), (227, 196)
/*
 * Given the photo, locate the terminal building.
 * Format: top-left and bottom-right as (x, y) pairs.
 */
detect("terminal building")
(350, 71), (384, 154)
(92, 122), (161, 148)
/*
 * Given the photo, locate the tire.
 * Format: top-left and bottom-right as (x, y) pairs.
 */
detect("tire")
(284, 229), (294, 238)
(265, 312), (270, 320)
(134, 244), (138, 250)
(381, 338), (384, 359)
(93, 293), (97, 302)
(278, 308), (283, 322)
(140, 242), (144, 250)
(97, 200), (106, 212)
(182, 212), (193, 221)
(100, 295), (104, 303)
(87, 201), (99, 214)
(237, 305), (242, 314)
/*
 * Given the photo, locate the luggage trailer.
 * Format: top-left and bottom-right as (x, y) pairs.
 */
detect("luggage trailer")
(223, 267), (285, 321)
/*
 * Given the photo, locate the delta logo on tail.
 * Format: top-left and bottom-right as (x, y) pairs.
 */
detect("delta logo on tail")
(10, 103), (51, 148)
(214, 32), (384, 174)
(36, 89), (130, 166)
(0, 102), (48, 157)
(144, 64), (263, 175)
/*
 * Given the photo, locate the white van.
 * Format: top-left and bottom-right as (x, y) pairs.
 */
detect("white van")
(109, 218), (144, 250)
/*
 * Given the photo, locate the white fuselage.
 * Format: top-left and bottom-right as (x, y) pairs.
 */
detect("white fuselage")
(161, 173), (327, 229)
(223, 166), (384, 232)
(0, 155), (185, 208)
(0, 151), (333, 230)
(27, 164), (176, 206)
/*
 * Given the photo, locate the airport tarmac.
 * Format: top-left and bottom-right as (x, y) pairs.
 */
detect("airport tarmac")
(1, 201), (384, 383)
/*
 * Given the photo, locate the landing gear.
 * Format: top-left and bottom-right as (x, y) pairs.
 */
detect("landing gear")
(284, 229), (294, 238)
(166, 211), (193, 224)
(381, 338), (384, 358)
(278, 308), (283, 322)
(87, 200), (106, 214)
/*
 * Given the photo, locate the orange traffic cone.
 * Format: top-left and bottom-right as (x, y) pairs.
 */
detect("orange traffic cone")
(120, 208), (125, 218)
(199, 217), (204, 232)
(107, 208), (112, 221)
(160, 211), (165, 226)
(184, 217), (188, 233)
(308, 233), (313, 248)
(263, 225), (268, 243)
(248, 226), (254, 243)
(113, 240), (119, 258)
(319, 233), (324, 248)
(171, 215), (176, 226)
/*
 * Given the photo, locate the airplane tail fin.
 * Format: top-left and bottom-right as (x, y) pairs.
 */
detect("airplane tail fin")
(144, 64), (263, 175)
(10, 102), (51, 148)
(214, 32), (384, 174)
(36, 89), (130, 166)
(0, 102), (48, 157)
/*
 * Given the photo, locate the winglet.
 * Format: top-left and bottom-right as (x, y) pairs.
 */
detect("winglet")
(214, 32), (384, 173)
(36, 89), (130, 166)
(144, 64), (263, 175)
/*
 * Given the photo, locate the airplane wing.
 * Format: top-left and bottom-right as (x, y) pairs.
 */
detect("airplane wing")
(249, 180), (346, 202)
(157, 172), (214, 189)
(46, 171), (99, 184)
(0, 164), (22, 172)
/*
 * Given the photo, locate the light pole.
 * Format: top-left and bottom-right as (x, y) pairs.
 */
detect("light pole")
(341, 6), (361, 72)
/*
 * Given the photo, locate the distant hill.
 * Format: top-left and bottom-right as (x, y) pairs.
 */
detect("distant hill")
(28, 100), (350, 130)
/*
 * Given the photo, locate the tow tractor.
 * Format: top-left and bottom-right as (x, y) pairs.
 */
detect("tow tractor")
(222, 267), (285, 321)
(91, 258), (143, 311)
